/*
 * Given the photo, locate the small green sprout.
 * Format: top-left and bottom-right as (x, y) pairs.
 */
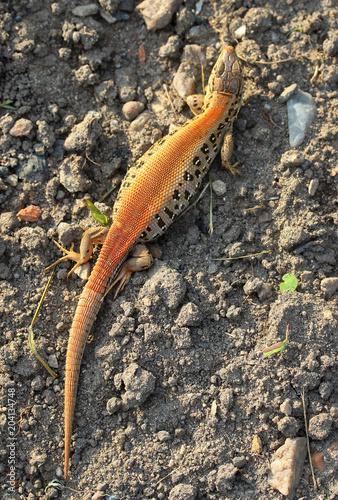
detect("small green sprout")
(286, 27), (304, 37)
(83, 199), (108, 226)
(263, 324), (289, 357)
(0, 99), (16, 110)
(280, 273), (298, 292)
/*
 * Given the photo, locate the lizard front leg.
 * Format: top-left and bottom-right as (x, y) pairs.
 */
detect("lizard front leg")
(221, 130), (241, 175)
(45, 226), (110, 277)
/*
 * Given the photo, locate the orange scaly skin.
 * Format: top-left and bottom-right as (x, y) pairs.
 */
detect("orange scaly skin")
(62, 46), (243, 478)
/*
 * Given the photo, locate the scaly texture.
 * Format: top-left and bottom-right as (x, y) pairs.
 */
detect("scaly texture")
(63, 45), (243, 478)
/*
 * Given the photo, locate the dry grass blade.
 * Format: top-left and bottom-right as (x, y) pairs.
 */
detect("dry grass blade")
(302, 389), (317, 490)
(29, 268), (58, 378)
(213, 249), (273, 261)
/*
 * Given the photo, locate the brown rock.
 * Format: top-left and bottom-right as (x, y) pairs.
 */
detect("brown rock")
(122, 101), (145, 121)
(16, 206), (41, 222)
(268, 437), (307, 498)
(9, 118), (33, 137)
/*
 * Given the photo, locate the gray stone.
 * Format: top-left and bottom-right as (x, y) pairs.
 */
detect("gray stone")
(59, 155), (91, 193)
(173, 63), (196, 100)
(129, 111), (152, 132)
(159, 36), (181, 58)
(171, 326), (192, 349)
(72, 4), (99, 17)
(115, 66), (138, 102)
(212, 180), (227, 196)
(244, 8), (272, 33)
(64, 111), (102, 152)
(137, 0), (182, 30)
(277, 83), (298, 104)
(308, 178), (319, 196)
(268, 437), (307, 498)
(121, 363), (155, 410)
(287, 89), (317, 147)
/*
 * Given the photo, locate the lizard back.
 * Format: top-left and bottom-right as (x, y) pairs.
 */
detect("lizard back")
(112, 45), (243, 243)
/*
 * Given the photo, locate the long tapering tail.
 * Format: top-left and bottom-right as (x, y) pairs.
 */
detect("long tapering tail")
(63, 223), (134, 478)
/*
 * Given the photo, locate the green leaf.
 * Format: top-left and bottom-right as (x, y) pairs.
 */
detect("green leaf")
(83, 199), (108, 226)
(0, 99), (16, 110)
(280, 273), (298, 292)
(263, 324), (289, 357)
(263, 340), (287, 357)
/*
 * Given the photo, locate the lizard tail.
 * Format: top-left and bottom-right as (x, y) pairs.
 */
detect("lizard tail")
(63, 224), (134, 479)
(64, 285), (103, 479)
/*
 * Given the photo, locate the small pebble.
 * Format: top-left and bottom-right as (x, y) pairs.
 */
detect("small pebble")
(72, 4), (99, 17)
(48, 354), (58, 369)
(212, 180), (227, 196)
(129, 111), (152, 132)
(137, 0), (181, 30)
(251, 434), (263, 454)
(157, 430), (171, 442)
(169, 484), (197, 500)
(173, 64), (196, 100)
(268, 81), (282, 95)
(280, 150), (305, 168)
(277, 83), (298, 103)
(311, 452), (326, 471)
(234, 25), (246, 39)
(9, 118), (34, 137)
(73, 262), (91, 280)
(6, 174), (18, 187)
(159, 35), (181, 58)
(280, 399), (292, 416)
(308, 178), (319, 196)
(106, 396), (122, 415)
(16, 205), (41, 222)
(122, 101), (145, 121)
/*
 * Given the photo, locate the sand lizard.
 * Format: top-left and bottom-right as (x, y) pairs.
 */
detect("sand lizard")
(48, 45), (243, 478)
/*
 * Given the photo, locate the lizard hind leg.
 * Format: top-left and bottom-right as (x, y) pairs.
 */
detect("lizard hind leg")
(110, 243), (154, 299)
(45, 226), (110, 277)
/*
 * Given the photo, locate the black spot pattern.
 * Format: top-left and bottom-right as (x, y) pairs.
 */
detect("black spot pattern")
(193, 156), (201, 166)
(183, 171), (194, 181)
(201, 143), (209, 155)
(164, 207), (175, 219)
(184, 190), (192, 200)
(210, 133), (216, 143)
(155, 214), (166, 229)
(173, 189), (180, 200)
(195, 169), (202, 178)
